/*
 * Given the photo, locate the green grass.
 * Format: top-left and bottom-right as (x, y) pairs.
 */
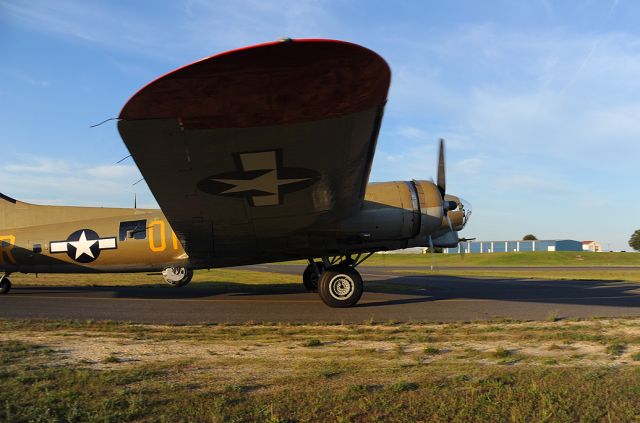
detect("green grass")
(492, 346), (512, 358)
(285, 251), (640, 267)
(393, 268), (640, 282)
(388, 380), (420, 392)
(301, 339), (322, 347)
(102, 352), (121, 363)
(606, 342), (627, 356)
(11, 268), (301, 289)
(423, 346), (440, 355)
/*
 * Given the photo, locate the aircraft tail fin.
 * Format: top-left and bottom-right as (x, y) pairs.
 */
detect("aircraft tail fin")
(0, 192), (18, 230)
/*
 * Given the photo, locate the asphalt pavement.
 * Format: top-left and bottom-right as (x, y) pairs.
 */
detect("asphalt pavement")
(1, 264), (640, 323)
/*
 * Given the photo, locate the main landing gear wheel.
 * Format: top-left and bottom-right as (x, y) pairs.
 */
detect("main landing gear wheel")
(0, 275), (11, 295)
(302, 261), (323, 291)
(162, 267), (193, 287)
(318, 265), (363, 308)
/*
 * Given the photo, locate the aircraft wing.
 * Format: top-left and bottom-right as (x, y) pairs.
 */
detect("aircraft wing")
(118, 39), (391, 265)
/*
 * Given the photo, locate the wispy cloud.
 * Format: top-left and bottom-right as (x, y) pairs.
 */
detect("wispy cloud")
(85, 164), (139, 179)
(0, 68), (49, 87)
(385, 26), (640, 166)
(3, 158), (69, 174)
(0, 157), (151, 207)
(454, 157), (485, 174)
(395, 126), (432, 142)
(494, 174), (569, 194)
(0, 0), (334, 62)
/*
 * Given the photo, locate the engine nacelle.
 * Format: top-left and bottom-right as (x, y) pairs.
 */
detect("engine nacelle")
(334, 180), (444, 246)
(411, 180), (445, 240)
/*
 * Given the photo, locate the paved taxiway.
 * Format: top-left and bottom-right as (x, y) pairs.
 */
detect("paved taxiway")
(1, 265), (640, 323)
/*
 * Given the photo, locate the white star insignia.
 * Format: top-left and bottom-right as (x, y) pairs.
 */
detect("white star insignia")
(68, 230), (97, 259)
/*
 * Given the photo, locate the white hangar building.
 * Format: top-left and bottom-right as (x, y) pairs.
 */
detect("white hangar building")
(443, 239), (583, 254)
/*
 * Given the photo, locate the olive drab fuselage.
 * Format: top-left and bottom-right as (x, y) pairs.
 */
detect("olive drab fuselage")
(0, 201), (188, 274)
(0, 180), (469, 275)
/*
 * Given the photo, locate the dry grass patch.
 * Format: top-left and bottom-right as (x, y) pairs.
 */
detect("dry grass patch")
(4, 318), (640, 421)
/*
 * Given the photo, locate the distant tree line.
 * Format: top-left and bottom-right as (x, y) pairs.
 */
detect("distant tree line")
(630, 229), (640, 252)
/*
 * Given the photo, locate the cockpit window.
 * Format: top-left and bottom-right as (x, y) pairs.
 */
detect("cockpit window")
(119, 220), (147, 241)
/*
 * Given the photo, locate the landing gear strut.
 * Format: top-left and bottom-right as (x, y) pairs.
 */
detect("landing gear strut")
(162, 267), (193, 287)
(0, 274), (11, 295)
(305, 253), (374, 308)
(302, 260), (323, 291)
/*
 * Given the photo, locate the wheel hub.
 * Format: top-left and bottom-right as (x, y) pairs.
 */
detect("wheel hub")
(329, 275), (354, 300)
(163, 267), (186, 283)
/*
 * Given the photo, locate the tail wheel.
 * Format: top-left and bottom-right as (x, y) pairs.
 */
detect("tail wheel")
(162, 267), (193, 287)
(302, 261), (323, 291)
(318, 265), (363, 308)
(0, 276), (11, 295)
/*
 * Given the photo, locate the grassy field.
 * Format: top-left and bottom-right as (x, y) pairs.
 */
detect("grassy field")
(394, 268), (640, 282)
(2, 318), (640, 422)
(287, 251), (640, 267)
(8, 252), (640, 289)
(9, 268), (302, 289)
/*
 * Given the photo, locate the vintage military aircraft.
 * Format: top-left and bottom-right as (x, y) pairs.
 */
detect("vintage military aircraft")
(0, 39), (471, 307)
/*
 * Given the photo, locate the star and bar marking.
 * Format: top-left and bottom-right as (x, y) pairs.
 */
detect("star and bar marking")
(50, 229), (117, 263)
(197, 150), (320, 206)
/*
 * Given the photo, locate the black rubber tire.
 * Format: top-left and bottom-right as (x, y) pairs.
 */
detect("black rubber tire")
(302, 262), (323, 291)
(318, 265), (363, 308)
(0, 278), (11, 295)
(178, 268), (194, 287)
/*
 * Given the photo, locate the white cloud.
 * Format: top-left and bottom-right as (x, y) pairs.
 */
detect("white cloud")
(379, 26), (640, 172)
(0, 0), (335, 61)
(0, 157), (152, 207)
(454, 157), (485, 174)
(396, 126), (431, 141)
(3, 158), (70, 174)
(0, 69), (50, 87)
(494, 174), (569, 194)
(85, 164), (138, 179)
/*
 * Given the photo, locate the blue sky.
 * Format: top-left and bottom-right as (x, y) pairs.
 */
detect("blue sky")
(1, 0), (638, 251)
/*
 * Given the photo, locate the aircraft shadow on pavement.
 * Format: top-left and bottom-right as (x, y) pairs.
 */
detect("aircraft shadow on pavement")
(14, 282), (305, 299)
(359, 274), (640, 308)
(13, 274), (640, 310)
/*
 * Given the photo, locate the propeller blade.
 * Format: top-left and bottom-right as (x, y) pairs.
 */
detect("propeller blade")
(437, 138), (446, 199)
(446, 214), (453, 232)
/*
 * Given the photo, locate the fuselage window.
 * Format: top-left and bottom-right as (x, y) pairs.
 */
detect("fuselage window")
(119, 220), (147, 241)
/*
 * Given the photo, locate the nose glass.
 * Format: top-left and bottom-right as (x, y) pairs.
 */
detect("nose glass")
(458, 197), (472, 228)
